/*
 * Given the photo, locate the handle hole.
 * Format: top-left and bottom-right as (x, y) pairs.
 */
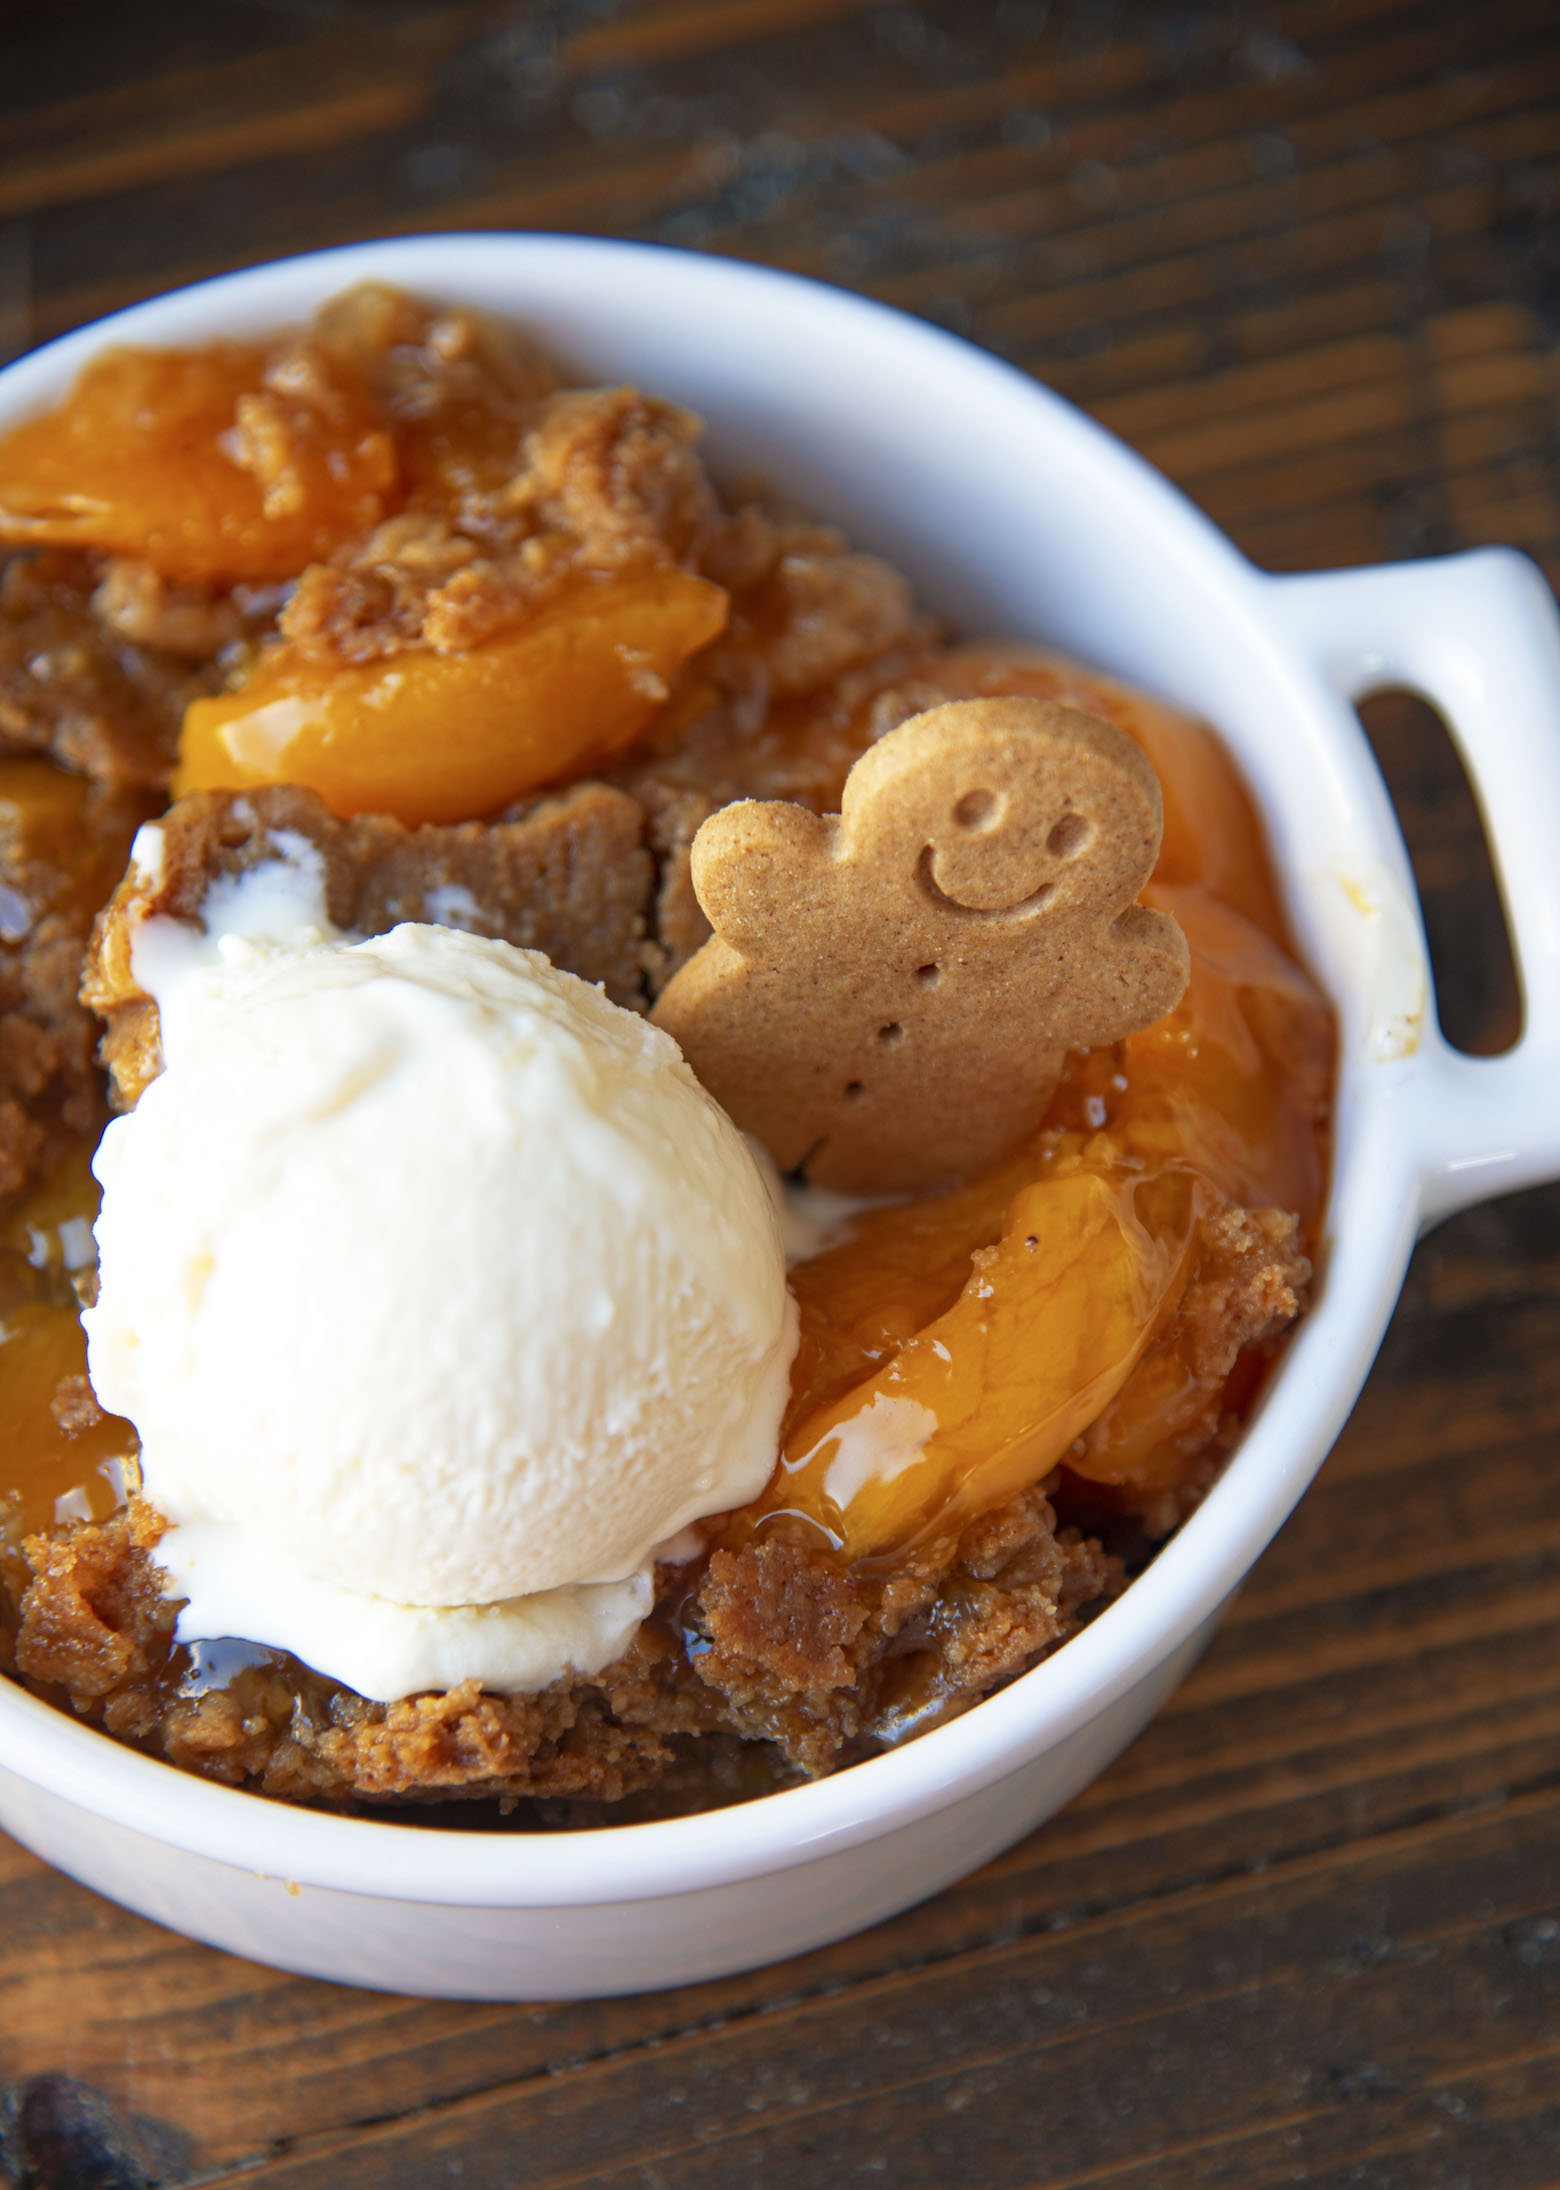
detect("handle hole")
(1359, 689), (1520, 1057)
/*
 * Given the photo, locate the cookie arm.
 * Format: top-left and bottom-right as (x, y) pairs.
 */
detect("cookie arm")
(684, 797), (831, 955)
(1044, 901), (1190, 1048)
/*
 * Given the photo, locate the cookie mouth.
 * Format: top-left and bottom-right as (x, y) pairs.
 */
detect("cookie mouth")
(915, 844), (1056, 921)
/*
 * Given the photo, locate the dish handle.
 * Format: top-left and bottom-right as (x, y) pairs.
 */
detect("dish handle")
(1272, 547), (1560, 1225)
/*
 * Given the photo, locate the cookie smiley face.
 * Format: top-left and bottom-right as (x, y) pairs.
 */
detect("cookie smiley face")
(856, 700), (1164, 928)
(651, 697), (1190, 1195)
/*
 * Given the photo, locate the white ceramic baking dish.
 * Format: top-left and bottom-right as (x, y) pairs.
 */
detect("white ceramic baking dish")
(2, 235), (1559, 2001)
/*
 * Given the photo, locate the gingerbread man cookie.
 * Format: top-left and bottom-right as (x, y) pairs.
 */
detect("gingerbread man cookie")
(650, 696), (1190, 1194)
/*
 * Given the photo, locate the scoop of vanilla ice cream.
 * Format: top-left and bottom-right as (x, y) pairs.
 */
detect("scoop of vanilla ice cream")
(84, 921), (797, 1621)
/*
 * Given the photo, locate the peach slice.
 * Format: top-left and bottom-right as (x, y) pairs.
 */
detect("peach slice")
(0, 343), (397, 586)
(764, 1161), (1203, 1562)
(174, 568), (730, 825)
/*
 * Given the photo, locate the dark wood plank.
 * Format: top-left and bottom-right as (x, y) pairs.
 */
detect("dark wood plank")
(124, 1797), (1560, 2187)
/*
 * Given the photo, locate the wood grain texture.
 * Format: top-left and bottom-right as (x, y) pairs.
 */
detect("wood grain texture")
(1, 2), (1558, 2185)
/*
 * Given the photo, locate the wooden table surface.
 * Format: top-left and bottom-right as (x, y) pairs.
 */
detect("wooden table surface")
(3, 4), (1559, 2184)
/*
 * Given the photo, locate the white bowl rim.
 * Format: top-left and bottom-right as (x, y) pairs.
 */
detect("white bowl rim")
(0, 232), (1429, 1908)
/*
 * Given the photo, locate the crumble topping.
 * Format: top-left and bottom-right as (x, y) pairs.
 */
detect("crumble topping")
(82, 781), (667, 1104)
(8, 1482), (1120, 1811)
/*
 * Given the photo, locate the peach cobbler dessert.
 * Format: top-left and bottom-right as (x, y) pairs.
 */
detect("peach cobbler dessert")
(0, 288), (1331, 1821)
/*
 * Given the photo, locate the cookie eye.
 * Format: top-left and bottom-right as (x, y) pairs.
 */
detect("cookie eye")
(843, 1079), (866, 1100)
(953, 788), (1001, 830)
(1047, 812), (1092, 860)
(878, 1022), (905, 1047)
(914, 963), (941, 988)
